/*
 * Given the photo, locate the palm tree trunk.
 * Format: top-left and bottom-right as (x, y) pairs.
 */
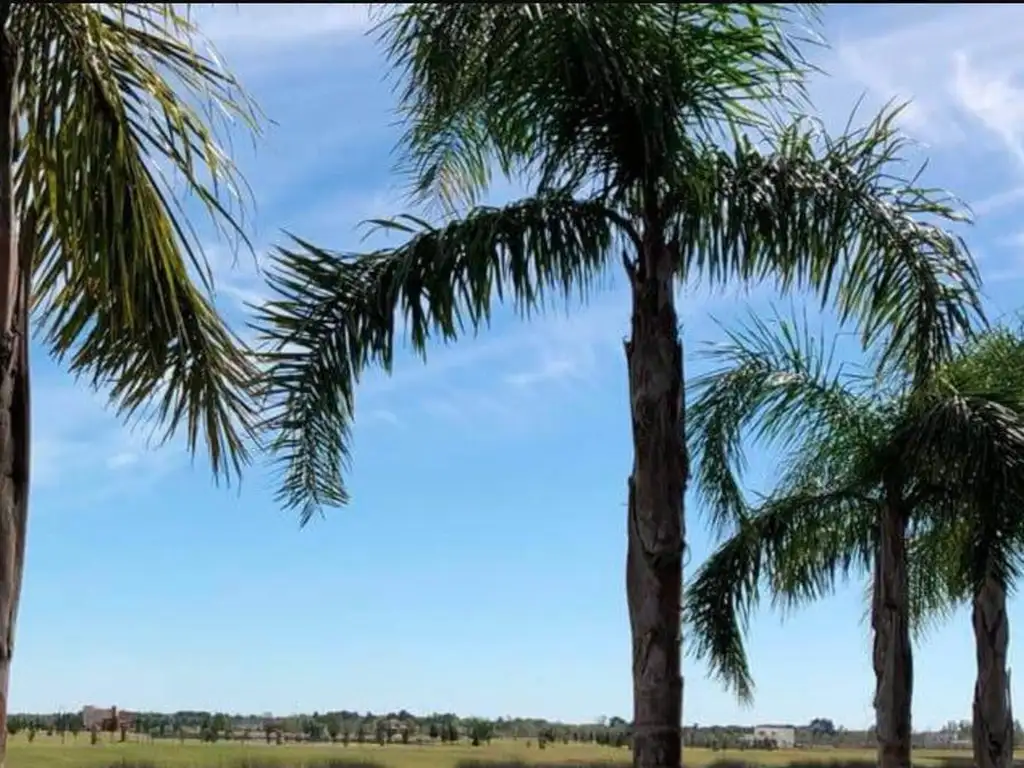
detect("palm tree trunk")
(0, 16), (28, 768)
(872, 502), (913, 768)
(624, 230), (685, 768)
(972, 572), (1013, 768)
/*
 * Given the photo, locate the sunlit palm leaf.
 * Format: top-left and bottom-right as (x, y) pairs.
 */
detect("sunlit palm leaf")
(673, 109), (982, 388)
(12, 3), (261, 480)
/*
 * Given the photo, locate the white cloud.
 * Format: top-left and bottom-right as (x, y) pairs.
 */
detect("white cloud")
(106, 452), (140, 471)
(193, 4), (372, 56)
(30, 373), (183, 504)
(824, 5), (1024, 163)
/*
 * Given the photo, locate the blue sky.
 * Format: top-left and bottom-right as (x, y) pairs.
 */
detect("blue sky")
(13, 3), (1024, 732)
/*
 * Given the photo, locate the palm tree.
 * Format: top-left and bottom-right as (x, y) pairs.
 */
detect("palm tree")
(252, 6), (983, 768)
(916, 326), (1024, 768)
(684, 317), (1024, 768)
(0, 5), (260, 764)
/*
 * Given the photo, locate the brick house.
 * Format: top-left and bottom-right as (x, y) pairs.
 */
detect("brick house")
(82, 705), (135, 731)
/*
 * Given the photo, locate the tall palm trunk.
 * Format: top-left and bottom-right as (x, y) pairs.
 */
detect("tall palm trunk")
(972, 571), (1013, 768)
(872, 501), (912, 768)
(0, 14), (29, 768)
(624, 226), (685, 768)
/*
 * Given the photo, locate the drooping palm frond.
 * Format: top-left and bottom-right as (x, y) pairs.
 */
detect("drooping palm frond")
(686, 467), (976, 704)
(253, 194), (624, 523)
(377, 3), (822, 208)
(889, 381), (1024, 605)
(687, 309), (881, 533)
(672, 108), (983, 389)
(11, 3), (262, 481)
(684, 484), (876, 703)
(893, 390), (1024, 511)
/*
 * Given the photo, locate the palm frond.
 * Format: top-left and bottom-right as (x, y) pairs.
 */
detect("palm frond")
(894, 391), (1024, 509)
(253, 194), (622, 522)
(940, 322), (1024, 397)
(684, 485), (875, 703)
(377, 3), (821, 208)
(687, 308), (877, 533)
(673, 105), (983, 387)
(12, 3), (262, 481)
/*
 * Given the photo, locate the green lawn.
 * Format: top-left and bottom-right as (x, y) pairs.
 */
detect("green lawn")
(1, 736), (995, 768)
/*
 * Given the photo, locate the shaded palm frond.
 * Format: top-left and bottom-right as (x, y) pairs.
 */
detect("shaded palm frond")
(673, 107), (983, 387)
(253, 194), (623, 523)
(687, 308), (878, 533)
(684, 484), (875, 703)
(13, 3), (262, 481)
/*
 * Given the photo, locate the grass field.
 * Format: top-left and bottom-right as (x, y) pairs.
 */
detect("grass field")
(0, 736), (1001, 768)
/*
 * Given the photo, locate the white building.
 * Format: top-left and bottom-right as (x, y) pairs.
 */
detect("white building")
(752, 725), (796, 749)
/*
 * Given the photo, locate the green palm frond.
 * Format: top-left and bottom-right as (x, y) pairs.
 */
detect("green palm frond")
(687, 308), (878, 533)
(893, 391), (1024, 510)
(253, 194), (623, 523)
(12, 3), (262, 481)
(378, 3), (821, 208)
(687, 481), (970, 703)
(940, 321), (1024, 396)
(672, 108), (983, 388)
(684, 485), (876, 703)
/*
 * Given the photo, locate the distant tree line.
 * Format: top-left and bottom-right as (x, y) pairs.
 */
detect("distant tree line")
(4, 709), (636, 749)
(9, 710), (1009, 753)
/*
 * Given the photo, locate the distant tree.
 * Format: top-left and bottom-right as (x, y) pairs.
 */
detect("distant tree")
(341, 728), (351, 747)
(356, 723), (367, 744)
(401, 725), (411, 745)
(429, 723), (439, 741)
(26, 726), (35, 743)
(809, 718), (837, 743)
(264, 724), (273, 744)
(327, 719), (340, 743)
(468, 720), (494, 747)
(275, 731), (283, 746)
(446, 721), (459, 744)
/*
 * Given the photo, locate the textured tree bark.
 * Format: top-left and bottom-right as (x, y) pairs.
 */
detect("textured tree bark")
(0, 16), (27, 768)
(871, 502), (913, 768)
(972, 573), (1013, 768)
(624, 228), (685, 768)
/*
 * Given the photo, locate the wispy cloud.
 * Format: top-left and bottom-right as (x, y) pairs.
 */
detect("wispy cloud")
(816, 4), (1024, 288)
(193, 4), (373, 58)
(31, 372), (184, 504)
(821, 5), (1024, 167)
